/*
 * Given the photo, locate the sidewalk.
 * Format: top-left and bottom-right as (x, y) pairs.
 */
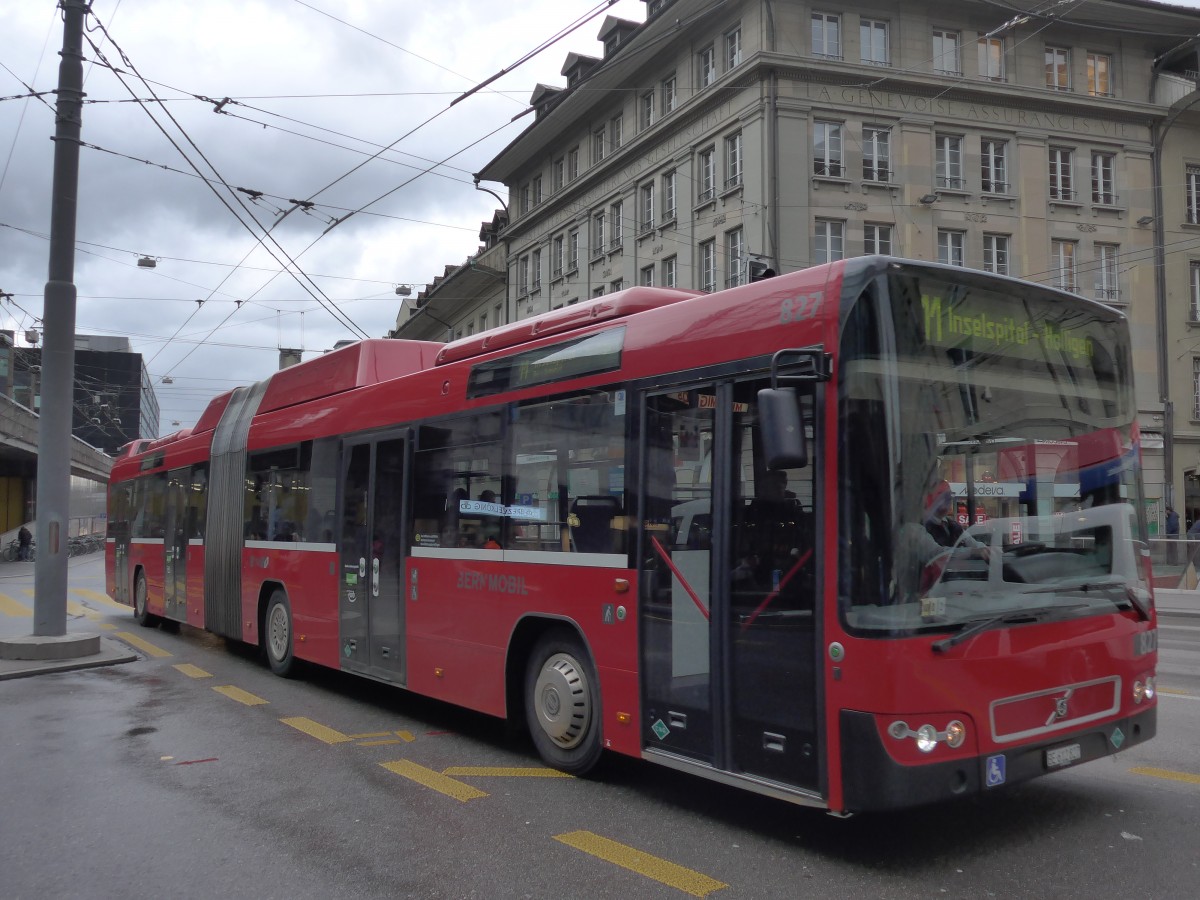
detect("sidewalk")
(0, 557), (137, 680)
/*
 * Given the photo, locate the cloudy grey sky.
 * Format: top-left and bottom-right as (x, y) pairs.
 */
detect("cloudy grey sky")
(1, 0), (647, 432)
(3, 0), (1198, 435)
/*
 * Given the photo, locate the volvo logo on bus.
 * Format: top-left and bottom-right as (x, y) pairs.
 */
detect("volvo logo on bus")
(1046, 688), (1073, 726)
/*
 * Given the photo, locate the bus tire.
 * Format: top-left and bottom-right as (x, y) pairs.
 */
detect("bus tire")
(264, 589), (297, 678)
(524, 629), (602, 775)
(133, 570), (159, 628)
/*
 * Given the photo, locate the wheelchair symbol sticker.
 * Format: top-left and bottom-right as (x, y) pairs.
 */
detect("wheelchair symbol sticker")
(985, 754), (1006, 788)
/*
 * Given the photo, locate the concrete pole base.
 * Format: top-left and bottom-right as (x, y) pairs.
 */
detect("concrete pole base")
(0, 633), (101, 661)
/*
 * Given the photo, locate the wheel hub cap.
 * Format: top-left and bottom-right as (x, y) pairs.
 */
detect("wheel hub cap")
(534, 653), (590, 749)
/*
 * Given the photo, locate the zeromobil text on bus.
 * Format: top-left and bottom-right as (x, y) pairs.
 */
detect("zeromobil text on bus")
(107, 256), (1157, 814)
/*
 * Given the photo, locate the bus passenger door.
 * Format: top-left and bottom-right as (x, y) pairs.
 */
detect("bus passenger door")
(339, 435), (408, 682)
(163, 467), (189, 623)
(639, 380), (820, 792)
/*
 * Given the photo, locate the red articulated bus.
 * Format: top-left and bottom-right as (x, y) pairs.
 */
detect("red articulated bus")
(106, 256), (1157, 813)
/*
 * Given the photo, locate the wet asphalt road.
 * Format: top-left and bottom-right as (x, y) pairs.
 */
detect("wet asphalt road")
(2, 557), (1198, 899)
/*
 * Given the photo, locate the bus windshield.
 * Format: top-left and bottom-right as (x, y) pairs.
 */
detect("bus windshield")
(838, 267), (1148, 637)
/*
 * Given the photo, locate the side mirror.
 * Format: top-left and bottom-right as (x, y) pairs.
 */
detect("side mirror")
(758, 387), (807, 469)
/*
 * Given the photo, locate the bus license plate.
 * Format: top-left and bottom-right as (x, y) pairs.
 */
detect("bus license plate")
(1045, 743), (1082, 769)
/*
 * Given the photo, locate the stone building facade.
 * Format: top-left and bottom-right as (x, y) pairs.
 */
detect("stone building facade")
(399, 0), (1200, 518)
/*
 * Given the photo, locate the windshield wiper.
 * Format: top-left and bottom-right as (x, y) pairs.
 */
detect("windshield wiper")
(931, 603), (1088, 654)
(1020, 577), (1151, 621)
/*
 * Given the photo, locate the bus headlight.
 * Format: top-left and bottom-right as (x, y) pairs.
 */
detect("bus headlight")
(915, 724), (939, 753)
(888, 719), (970, 753)
(1133, 680), (1145, 703)
(1144, 676), (1155, 700)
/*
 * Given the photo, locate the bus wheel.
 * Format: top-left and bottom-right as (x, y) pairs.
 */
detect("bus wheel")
(524, 630), (602, 775)
(264, 590), (297, 678)
(133, 571), (159, 628)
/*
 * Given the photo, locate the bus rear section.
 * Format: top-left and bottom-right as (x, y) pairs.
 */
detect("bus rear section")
(829, 260), (1156, 811)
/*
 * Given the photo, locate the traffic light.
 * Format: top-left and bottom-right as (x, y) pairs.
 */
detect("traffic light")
(748, 260), (776, 282)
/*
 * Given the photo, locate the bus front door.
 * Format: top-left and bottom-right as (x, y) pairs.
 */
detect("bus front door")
(640, 379), (820, 794)
(339, 435), (408, 682)
(163, 467), (189, 623)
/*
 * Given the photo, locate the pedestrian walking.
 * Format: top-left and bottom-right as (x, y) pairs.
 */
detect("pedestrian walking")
(17, 525), (32, 561)
(1166, 506), (1180, 565)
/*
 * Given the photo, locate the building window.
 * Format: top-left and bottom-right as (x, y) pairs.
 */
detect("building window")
(610, 278), (624, 293)
(698, 147), (716, 203)
(662, 170), (677, 222)
(1052, 239), (1078, 292)
(610, 114), (623, 151)
(1193, 357), (1200, 420)
(983, 234), (1010, 275)
(640, 182), (655, 232)
(814, 121), (843, 177)
(479, 312), (487, 332)
(592, 128), (605, 165)
(978, 37), (1004, 81)
(814, 219), (845, 263)
(864, 223), (892, 255)
(662, 73), (677, 113)
(1046, 46), (1070, 90)
(663, 255), (677, 288)
(861, 19), (889, 65)
(980, 139), (1008, 193)
(863, 127), (890, 181)
(520, 184), (531, 214)
(1191, 261), (1200, 320)
(726, 25), (742, 69)
(935, 134), (964, 189)
(467, 321), (474, 336)
(938, 229), (965, 266)
(568, 229), (579, 271)
(640, 90), (655, 131)
(494, 302), (503, 327)
(518, 255), (530, 295)
(641, 264), (655, 287)
(531, 248), (542, 290)
(1049, 148), (1074, 200)
(700, 239), (717, 292)
(552, 236), (564, 279)
(726, 227), (744, 287)
(1087, 52), (1112, 97)
(933, 29), (961, 75)
(699, 44), (716, 86)
(812, 13), (842, 60)
(591, 211), (605, 258)
(725, 131), (743, 189)
(1095, 243), (1120, 302)
(532, 174), (543, 206)
(1091, 152), (1117, 205)
(567, 147), (579, 181)
(593, 286), (605, 298)
(553, 158), (565, 191)
(1187, 166), (1200, 224)
(610, 200), (623, 249)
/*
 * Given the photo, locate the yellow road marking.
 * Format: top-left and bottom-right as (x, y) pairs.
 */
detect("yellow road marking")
(213, 685), (267, 706)
(72, 588), (127, 611)
(0, 592), (32, 617)
(379, 760), (488, 802)
(443, 766), (573, 778)
(349, 731), (392, 739)
(114, 631), (172, 658)
(1158, 688), (1191, 696)
(281, 716), (352, 744)
(554, 831), (728, 898)
(358, 739), (404, 746)
(395, 730), (415, 742)
(1130, 766), (1200, 785)
(173, 663), (212, 678)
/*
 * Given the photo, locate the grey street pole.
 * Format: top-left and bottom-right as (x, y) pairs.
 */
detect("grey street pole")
(33, 0), (87, 636)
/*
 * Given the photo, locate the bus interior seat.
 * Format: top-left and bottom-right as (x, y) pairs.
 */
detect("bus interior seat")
(571, 495), (621, 553)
